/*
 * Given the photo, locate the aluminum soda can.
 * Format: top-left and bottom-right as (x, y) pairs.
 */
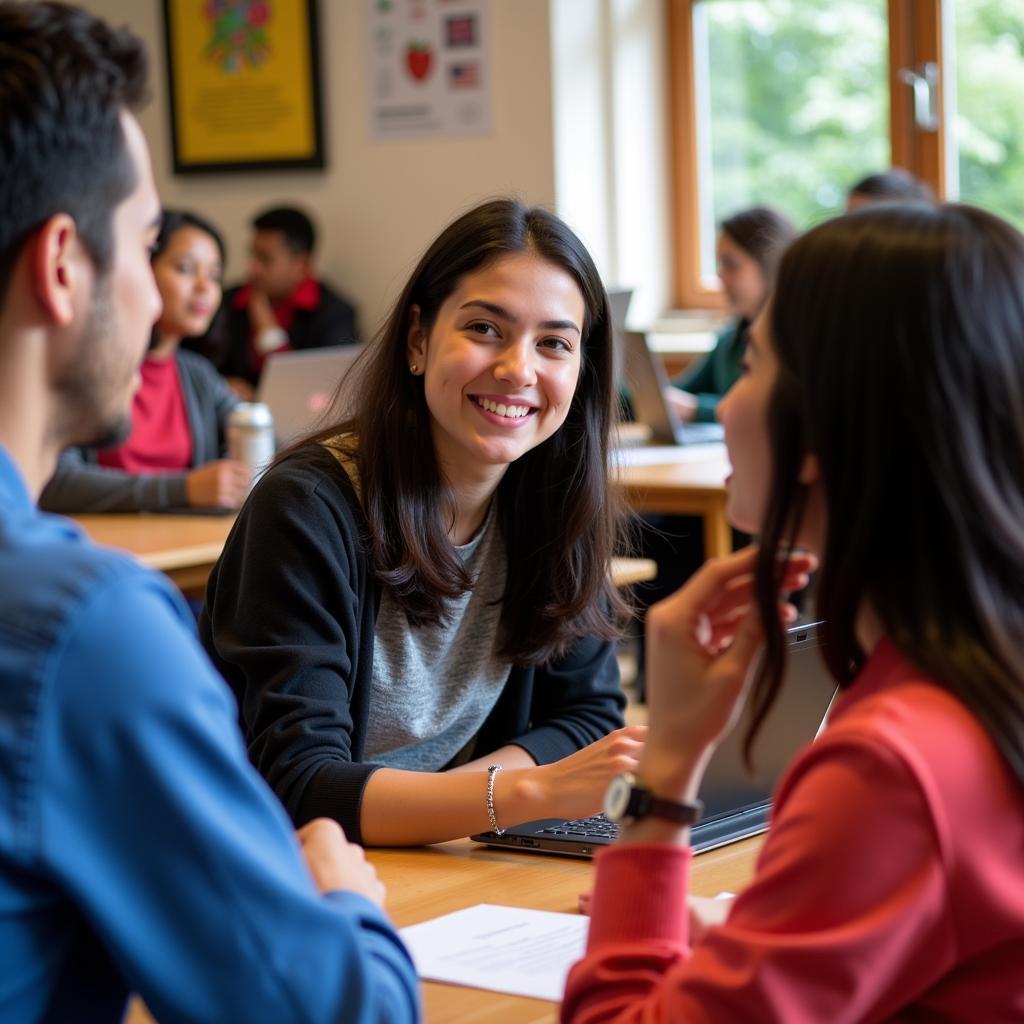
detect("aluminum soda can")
(227, 402), (275, 487)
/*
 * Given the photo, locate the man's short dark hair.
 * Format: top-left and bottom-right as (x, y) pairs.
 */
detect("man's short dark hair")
(848, 168), (934, 204)
(252, 206), (316, 255)
(0, 2), (149, 303)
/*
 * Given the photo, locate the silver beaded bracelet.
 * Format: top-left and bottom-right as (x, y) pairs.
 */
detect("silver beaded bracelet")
(486, 764), (505, 835)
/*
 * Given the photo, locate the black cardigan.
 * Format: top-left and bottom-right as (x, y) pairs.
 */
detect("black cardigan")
(199, 446), (625, 843)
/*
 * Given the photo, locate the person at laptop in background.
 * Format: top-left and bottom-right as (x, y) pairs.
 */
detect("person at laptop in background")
(201, 198), (644, 847)
(665, 205), (795, 424)
(563, 203), (1024, 1020)
(0, 4), (417, 1021)
(205, 205), (359, 400)
(40, 209), (251, 513)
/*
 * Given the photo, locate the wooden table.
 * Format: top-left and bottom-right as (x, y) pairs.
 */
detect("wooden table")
(128, 836), (760, 1024)
(73, 513), (235, 594)
(73, 514), (653, 595)
(613, 444), (733, 559)
(372, 836), (762, 1023)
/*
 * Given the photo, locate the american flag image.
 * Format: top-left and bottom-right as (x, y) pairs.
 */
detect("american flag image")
(449, 62), (480, 87)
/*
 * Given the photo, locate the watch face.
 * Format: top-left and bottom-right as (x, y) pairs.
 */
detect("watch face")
(603, 773), (634, 822)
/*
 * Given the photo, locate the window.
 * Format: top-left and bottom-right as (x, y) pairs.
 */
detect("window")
(946, 0), (1024, 226)
(670, 0), (1024, 306)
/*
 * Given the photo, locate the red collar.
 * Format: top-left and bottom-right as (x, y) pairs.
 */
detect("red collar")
(232, 276), (321, 313)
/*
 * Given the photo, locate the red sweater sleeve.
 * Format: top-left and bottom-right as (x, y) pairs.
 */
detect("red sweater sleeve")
(562, 736), (954, 1023)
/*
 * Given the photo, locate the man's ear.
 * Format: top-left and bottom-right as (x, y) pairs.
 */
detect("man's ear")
(32, 214), (85, 327)
(798, 451), (821, 486)
(406, 304), (427, 369)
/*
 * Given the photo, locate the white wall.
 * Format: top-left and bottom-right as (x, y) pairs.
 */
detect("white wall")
(78, 0), (557, 335)
(550, 0), (673, 326)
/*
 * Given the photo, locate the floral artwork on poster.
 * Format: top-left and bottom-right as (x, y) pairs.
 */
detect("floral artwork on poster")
(163, 0), (325, 172)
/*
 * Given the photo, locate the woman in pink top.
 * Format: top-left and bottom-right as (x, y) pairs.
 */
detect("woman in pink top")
(39, 209), (250, 512)
(563, 203), (1024, 1022)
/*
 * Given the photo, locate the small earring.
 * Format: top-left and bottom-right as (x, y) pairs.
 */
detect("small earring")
(410, 363), (419, 374)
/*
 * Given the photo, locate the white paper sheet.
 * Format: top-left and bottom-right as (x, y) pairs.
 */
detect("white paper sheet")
(399, 903), (588, 1002)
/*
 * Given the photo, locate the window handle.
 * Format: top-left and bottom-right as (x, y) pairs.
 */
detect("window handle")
(898, 61), (940, 133)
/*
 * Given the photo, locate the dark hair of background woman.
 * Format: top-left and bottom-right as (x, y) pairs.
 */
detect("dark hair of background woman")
(153, 208), (227, 265)
(282, 198), (630, 665)
(720, 206), (798, 286)
(747, 202), (1024, 785)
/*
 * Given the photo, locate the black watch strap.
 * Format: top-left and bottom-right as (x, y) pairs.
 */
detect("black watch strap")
(635, 788), (703, 826)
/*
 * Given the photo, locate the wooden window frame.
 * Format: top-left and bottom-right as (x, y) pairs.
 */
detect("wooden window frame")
(668, 0), (945, 309)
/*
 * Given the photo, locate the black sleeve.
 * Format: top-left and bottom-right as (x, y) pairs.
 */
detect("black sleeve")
(38, 447), (190, 513)
(303, 286), (359, 349)
(200, 448), (379, 841)
(476, 632), (627, 766)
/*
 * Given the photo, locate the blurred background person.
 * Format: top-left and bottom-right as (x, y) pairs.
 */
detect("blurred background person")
(204, 205), (360, 399)
(40, 210), (250, 513)
(666, 206), (797, 424)
(846, 167), (934, 210)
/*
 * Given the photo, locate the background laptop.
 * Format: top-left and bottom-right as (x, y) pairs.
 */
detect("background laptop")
(257, 345), (363, 446)
(624, 329), (724, 445)
(605, 287), (634, 390)
(473, 621), (835, 858)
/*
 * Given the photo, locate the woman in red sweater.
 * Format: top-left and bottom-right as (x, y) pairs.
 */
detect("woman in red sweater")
(40, 209), (249, 512)
(564, 203), (1024, 1021)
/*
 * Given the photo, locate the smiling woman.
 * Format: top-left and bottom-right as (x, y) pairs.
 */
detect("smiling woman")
(200, 198), (642, 847)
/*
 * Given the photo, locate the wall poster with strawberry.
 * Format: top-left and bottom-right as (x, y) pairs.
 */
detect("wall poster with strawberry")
(162, 0), (325, 172)
(367, 0), (491, 139)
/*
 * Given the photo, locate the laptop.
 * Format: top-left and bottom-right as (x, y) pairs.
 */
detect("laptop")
(257, 345), (363, 446)
(624, 330), (724, 445)
(472, 621), (836, 858)
(605, 287), (633, 393)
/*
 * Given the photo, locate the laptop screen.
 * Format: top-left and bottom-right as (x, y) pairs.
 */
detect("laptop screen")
(257, 345), (363, 446)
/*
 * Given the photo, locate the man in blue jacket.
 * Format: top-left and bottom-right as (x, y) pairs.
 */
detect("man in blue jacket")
(0, 4), (418, 1021)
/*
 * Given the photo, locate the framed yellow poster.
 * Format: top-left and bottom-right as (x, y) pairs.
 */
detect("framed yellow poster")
(162, 0), (325, 173)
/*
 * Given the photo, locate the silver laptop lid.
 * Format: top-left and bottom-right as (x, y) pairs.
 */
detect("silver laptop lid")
(257, 345), (362, 446)
(606, 288), (633, 389)
(624, 329), (724, 446)
(624, 329), (686, 444)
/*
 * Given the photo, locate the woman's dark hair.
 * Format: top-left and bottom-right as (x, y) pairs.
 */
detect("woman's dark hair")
(720, 206), (798, 285)
(748, 202), (1024, 786)
(152, 208), (227, 267)
(284, 198), (629, 665)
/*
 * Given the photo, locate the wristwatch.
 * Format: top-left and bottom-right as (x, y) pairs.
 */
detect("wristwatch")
(603, 773), (703, 826)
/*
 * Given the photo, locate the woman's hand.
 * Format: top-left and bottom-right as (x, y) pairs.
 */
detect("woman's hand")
(640, 546), (815, 800)
(509, 726), (646, 823)
(664, 386), (699, 423)
(185, 459), (251, 509)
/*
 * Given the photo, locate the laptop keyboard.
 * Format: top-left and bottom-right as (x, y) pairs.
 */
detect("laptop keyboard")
(536, 814), (620, 840)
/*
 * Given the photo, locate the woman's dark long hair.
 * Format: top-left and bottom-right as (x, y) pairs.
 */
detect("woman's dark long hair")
(747, 202), (1024, 785)
(282, 198), (629, 665)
